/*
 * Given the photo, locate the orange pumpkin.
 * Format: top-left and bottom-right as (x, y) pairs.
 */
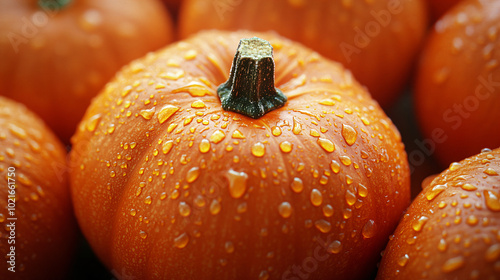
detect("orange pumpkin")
(415, 0), (500, 167)
(178, 0), (428, 108)
(70, 30), (410, 279)
(377, 147), (500, 279)
(0, 0), (173, 142)
(0, 96), (77, 280)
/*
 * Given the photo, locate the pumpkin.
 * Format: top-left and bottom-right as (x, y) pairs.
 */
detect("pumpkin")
(377, 147), (500, 279)
(178, 0), (428, 108)
(415, 0), (500, 167)
(0, 96), (77, 280)
(0, 0), (174, 142)
(425, 0), (463, 21)
(70, 30), (410, 279)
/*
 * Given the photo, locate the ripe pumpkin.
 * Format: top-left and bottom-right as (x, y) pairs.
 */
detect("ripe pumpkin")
(0, 0), (173, 142)
(178, 0), (428, 108)
(377, 147), (500, 279)
(70, 30), (410, 279)
(415, 0), (500, 167)
(0, 96), (77, 280)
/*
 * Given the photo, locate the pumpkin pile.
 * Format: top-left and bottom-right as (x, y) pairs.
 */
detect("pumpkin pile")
(0, 0), (499, 279)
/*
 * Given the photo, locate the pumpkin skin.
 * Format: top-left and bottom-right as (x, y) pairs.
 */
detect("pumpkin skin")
(426, 0), (463, 21)
(0, 96), (77, 280)
(377, 147), (500, 279)
(415, 0), (500, 168)
(0, 0), (173, 142)
(178, 0), (428, 108)
(70, 30), (410, 279)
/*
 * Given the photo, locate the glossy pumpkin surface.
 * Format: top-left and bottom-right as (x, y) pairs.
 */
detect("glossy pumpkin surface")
(70, 30), (410, 279)
(0, 96), (77, 280)
(0, 0), (173, 142)
(415, 0), (500, 167)
(377, 148), (500, 279)
(178, 0), (428, 107)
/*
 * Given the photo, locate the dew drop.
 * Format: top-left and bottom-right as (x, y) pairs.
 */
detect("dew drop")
(272, 126), (282, 136)
(330, 160), (340, 174)
(441, 256), (465, 273)
(466, 215), (478, 226)
(86, 114), (102, 131)
(461, 183), (477, 191)
(172, 82), (211, 97)
(292, 118), (302, 135)
(358, 183), (368, 198)
(191, 99), (205, 108)
(232, 129), (245, 139)
(484, 168), (498, 176)
(291, 177), (304, 193)
(327, 240), (342, 254)
(186, 167), (200, 183)
(485, 244), (500, 262)
(322, 204), (334, 217)
(210, 130), (226, 143)
(0, 213), (5, 223)
(251, 142), (266, 157)
(199, 139), (211, 153)
(278, 202), (293, 218)
(8, 124), (27, 139)
(484, 190), (500, 211)
(279, 141), (293, 153)
(317, 138), (335, 153)
(107, 124), (115, 134)
(362, 219), (376, 239)
(258, 270), (269, 280)
(227, 169), (248, 198)
(438, 238), (447, 252)
(144, 196), (152, 205)
(139, 230), (148, 239)
(174, 232), (189, 248)
(341, 124), (357, 146)
(158, 105), (180, 124)
(310, 129), (320, 137)
(139, 107), (155, 120)
(225, 241), (235, 254)
(426, 184), (446, 201)
(397, 254), (409, 267)
(412, 216), (429, 232)
(340, 155), (351, 166)
(162, 140), (174, 154)
(310, 189), (323, 206)
(449, 162), (462, 171)
(314, 219), (332, 233)
(210, 199), (221, 215)
(345, 190), (356, 206)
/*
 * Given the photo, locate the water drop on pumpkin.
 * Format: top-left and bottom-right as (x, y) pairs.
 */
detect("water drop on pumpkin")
(258, 270), (270, 280)
(426, 184), (446, 201)
(461, 183), (477, 191)
(317, 138), (335, 153)
(310, 189), (323, 206)
(327, 240), (342, 254)
(139, 107), (155, 120)
(340, 155), (351, 166)
(210, 130), (225, 143)
(358, 183), (368, 197)
(191, 99), (205, 108)
(172, 81), (211, 97)
(232, 129), (245, 139)
(158, 105), (180, 124)
(186, 167), (200, 183)
(272, 126), (282, 136)
(225, 241), (235, 254)
(397, 254), (409, 267)
(341, 124), (357, 146)
(279, 141), (293, 153)
(412, 216), (429, 232)
(449, 162), (462, 171)
(362, 219), (376, 239)
(139, 230), (148, 239)
(314, 219), (332, 233)
(291, 177), (304, 193)
(107, 124), (115, 134)
(174, 232), (189, 248)
(162, 140), (174, 154)
(199, 139), (211, 153)
(227, 169), (248, 198)
(278, 202), (292, 218)
(86, 114), (102, 131)
(251, 142), (266, 157)
(442, 256), (465, 273)
(292, 118), (302, 135)
(485, 244), (500, 262)
(179, 202), (191, 217)
(210, 199), (221, 215)
(330, 160), (340, 174)
(484, 190), (500, 211)
(484, 168), (498, 176)
(438, 238), (447, 252)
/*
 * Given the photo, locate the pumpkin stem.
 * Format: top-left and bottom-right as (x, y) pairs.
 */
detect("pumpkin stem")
(38, 0), (72, 10)
(217, 37), (287, 119)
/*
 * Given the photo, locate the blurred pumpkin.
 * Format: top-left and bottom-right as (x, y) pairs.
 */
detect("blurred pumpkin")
(377, 147), (500, 279)
(70, 30), (410, 279)
(0, 96), (77, 280)
(415, 0), (500, 167)
(0, 0), (174, 142)
(178, 0), (428, 107)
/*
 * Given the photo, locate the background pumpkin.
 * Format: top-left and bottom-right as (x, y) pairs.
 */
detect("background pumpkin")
(0, 96), (77, 280)
(415, 0), (500, 168)
(377, 147), (500, 279)
(0, 0), (174, 142)
(178, 0), (428, 108)
(70, 30), (410, 279)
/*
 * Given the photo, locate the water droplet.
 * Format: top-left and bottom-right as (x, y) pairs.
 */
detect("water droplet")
(210, 130), (225, 143)
(178, 202), (191, 217)
(358, 183), (368, 197)
(184, 49), (197, 60)
(339, 155), (351, 166)
(271, 126), (282, 136)
(327, 240), (342, 254)
(139, 107), (155, 120)
(191, 99), (205, 108)
(441, 256), (465, 273)
(251, 142), (266, 157)
(412, 216), (429, 232)
(292, 118), (302, 135)
(484, 168), (498, 176)
(342, 124), (357, 146)
(345, 190), (356, 206)
(227, 169), (248, 198)
(314, 219), (331, 233)
(278, 202), (292, 218)
(86, 114), (102, 131)
(139, 230), (148, 239)
(107, 124), (115, 134)
(319, 99), (335, 106)
(162, 140), (174, 154)
(158, 105), (180, 124)
(186, 167), (200, 183)
(362, 219), (376, 238)
(317, 138), (335, 153)
(279, 141), (293, 153)
(110, 171), (116, 178)
(8, 124), (27, 139)
(225, 241), (235, 253)
(0, 213), (5, 223)
(438, 238), (447, 252)
(210, 199), (221, 215)
(449, 162), (462, 171)
(172, 81), (212, 97)
(232, 129), (245, 139)
(484, 190), (500, 211)
(199, 139), (211, 153)
(17, 173), (32, 186)
(291, 177), (304, 193)
(310, 129), (320, 137)
(426, 184), (446, 201)
(310, 189), (323, 206)
(466, 215), (478, 226)
(258, 270), (270, 280)
(485, 244), (500, 262)
(144, 196), (152, 205)
(330, 160), (340, 174)
(461, 183), (477, 191)
(174, 232), (189, 248)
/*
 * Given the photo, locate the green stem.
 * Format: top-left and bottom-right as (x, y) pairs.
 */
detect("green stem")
(217, 37), (287, 119)
(38, 0), (72, 11)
